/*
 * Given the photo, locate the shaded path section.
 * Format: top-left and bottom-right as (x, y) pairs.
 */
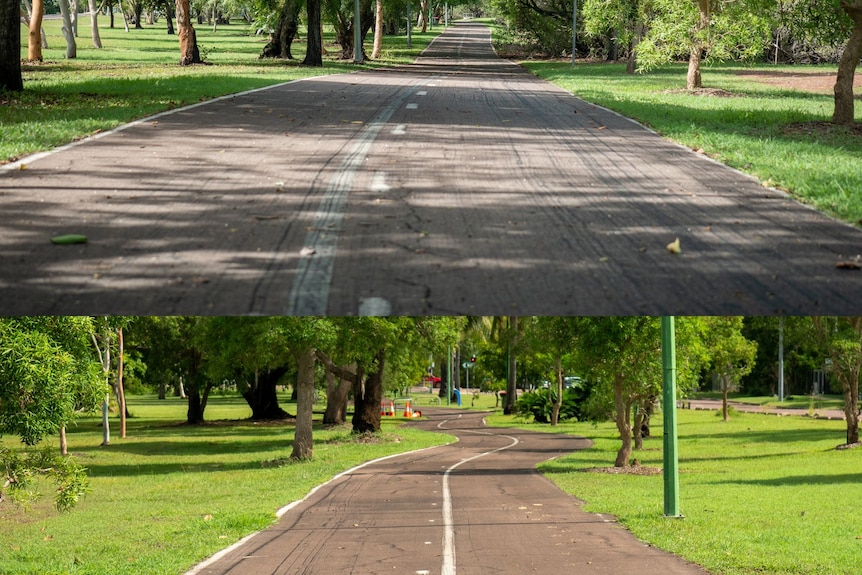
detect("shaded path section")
(1, 24), (860, 314)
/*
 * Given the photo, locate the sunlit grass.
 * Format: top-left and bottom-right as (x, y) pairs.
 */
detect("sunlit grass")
(0, 393), (453, 575)
(521, 59), (862, 225)
(1, 20), (442, 163)
(488, 408), (862, 575)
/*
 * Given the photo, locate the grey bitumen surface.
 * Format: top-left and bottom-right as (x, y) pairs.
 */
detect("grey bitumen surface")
(1, 23), (860, 315)
(187, 409), (712, 575)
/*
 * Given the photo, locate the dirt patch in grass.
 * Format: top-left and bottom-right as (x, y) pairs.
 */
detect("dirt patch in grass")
(664, 87), (739, 97)
(782, 121), (862, 138)
(737, 69), (862, 96)
(582, 465), (662, 476)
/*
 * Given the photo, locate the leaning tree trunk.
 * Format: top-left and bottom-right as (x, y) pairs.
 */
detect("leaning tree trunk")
(28, 0), (44, 61)
(352, 353), (384, 434)
(833, 2), (862, 125)
(303, 0), (323, 66)
(290, 348), (316, 460)
(613, 377), (633, 467)
(176, 0), (201, 65)
(323, 367), (353, 425)
(687, 0), (710, 90)
(260, 0), (300, 59)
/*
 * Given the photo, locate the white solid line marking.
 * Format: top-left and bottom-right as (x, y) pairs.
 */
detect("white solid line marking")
(417, 91), (428, 96)
(392, 124), (407, 135)
(358, 297), (392, 316)
(285, 79), (435, 314)
(439, 426), (520, 575)
(406, 103), (419, 109)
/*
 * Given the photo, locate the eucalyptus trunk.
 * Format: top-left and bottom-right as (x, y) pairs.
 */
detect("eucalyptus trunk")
(176, 0), (202, 65)
(87, 0), (102, 48)
(687, 0), (710, 90)
(290, 349), (316, 460)
(833, 2), (862, 125)
(28, 0), (44, 61)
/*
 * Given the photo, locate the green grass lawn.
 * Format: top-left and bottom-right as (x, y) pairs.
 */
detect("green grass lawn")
(2, 20), (442, 163)
(0, 393), (453, 575)
(692, 392), (846, 411)
(488, 408), (862, 575)
(522, 60), (862, 225)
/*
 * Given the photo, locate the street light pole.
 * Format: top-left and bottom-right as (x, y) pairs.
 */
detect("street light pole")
(661, 316), (681, 518)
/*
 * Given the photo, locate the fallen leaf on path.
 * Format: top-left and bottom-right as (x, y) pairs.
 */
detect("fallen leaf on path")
(254, 214), (280, 220)
(666, 238), (682, 254)
(300, 247), (316, 257)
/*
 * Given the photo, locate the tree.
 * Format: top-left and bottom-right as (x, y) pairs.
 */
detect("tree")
(371, 0), (384, 58)
(0, 317), (104, 511)
(526, 317), (580, 425)
(0, 0), (22, 90)
(260, 0), (303, 59)
(576, 317), (706, 467)
(87, 0), (103, 48)
(627, 0), (772, 89)
(27, 0), (44, 61)
(176, 0), (203, 64)
(324, 0), (374, 59)
(582, 0), (644, 72)
(833, 1), (862, 124)
(703, 317), (757, 421)
(58, 0), (78, 58)
(304, 0), (324, 65)
(810, 317), (862, 446)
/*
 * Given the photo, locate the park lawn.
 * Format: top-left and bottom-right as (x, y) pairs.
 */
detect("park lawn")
(692, 392), (846, 411)
(487, 408), (862, 575)
(2, 20), (443, 163)
(0, 393), (453, 575)
(521, 60), (862, 225)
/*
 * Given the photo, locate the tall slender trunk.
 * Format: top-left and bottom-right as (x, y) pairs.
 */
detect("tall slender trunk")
(371, 0), (383, 59)
(59, 426), (68, 456)
(164, 0), (174, 34)
(323, 367), (353, 425)
(117, 327), (126, 438)
(291, 349), (316, 460)
(1, 0), (23, 91)
(550, 355), (563, 426)
(87, 0), (102, 48)
(503, 316), (518, 415)
(101, 393), (111, 445)
(687, 0), (710, 90)
(28, 0), (44, 61)
(833, 2), (862, 125)
(58, 0), (78, 59)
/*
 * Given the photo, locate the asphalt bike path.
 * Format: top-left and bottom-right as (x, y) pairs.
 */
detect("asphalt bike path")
(188, 409), (710, 575)
(2, 23), (859, 314)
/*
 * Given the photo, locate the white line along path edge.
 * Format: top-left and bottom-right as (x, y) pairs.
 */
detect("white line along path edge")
(436, 416), (521, 575)
(183, 441), (454, 575)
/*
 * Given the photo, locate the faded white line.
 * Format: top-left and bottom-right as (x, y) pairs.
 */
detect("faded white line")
(392, 124), (407, 135)
(370, 171), (391, 192)
(358, 296), (392, 316)
(406, 103), (419, 110)
(417, 90), (428, 96)
(285, 79), (435, 314)
(437, 421), (520, 575)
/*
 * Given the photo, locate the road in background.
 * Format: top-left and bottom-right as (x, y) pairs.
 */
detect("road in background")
(189, 409), (710, 575)
(2, 24), (859, 314)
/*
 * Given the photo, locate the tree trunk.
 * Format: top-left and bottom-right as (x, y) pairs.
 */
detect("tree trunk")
(117, 327), (127, 438)
(1, 0), (23, 91)
(833, 2), (862, 125)
(721, 374), (731, 422)
(120, 0), (129, 32)
(59, 426), (68, 456)
(303, 0), (323, 66)
(290, 348), (316, 460)
(417, 0), (428, 33)
(164, 0), (174, 34)
(58, 0), (77, 58)
(323, 367), (353, 425)
(613, 376), (633, 467)
(176, 0), (201, 65)
(101, 393), (110, 445)
(28, 0), (44, 61)
(87, 0), (102, 48)
(260, 0), (300, 59)
(503, 316), (518, 415)
(352, 353), (384, 434)
(371, 0), (383, 59)
(550, 355), (563, 426)
(243, 366), (291, 420)
(633, 405), (644, 450)
(187, 389), (205, 424)
(687, 0), (710, 90)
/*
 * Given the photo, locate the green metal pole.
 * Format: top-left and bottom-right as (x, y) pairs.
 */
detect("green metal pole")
(447, 345), (452, 405)
(661, 316), (681, 517)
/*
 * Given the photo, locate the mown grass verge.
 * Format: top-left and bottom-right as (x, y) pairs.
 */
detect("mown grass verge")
(487, 408), (862, 575)
(0, 393), (452, 575)
(2, 20), (442, 163)
(519, 59), (862, 225)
